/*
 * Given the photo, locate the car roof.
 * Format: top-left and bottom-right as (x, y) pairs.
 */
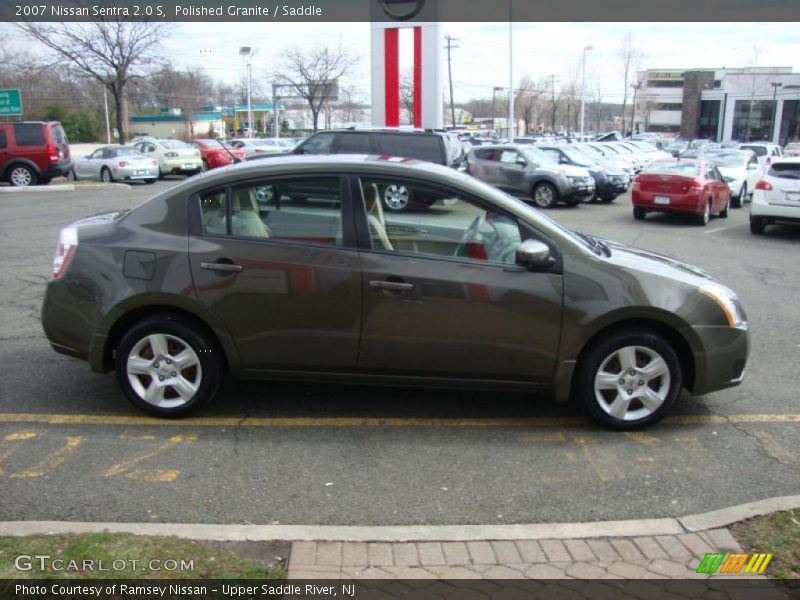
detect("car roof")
(773, 156), (800, 164)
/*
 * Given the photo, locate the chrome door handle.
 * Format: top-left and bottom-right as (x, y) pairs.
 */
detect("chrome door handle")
(201, 261), (243, 273)
(369, 280), (414, 291)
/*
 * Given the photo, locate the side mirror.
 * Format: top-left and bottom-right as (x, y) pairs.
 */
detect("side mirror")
(560, 156), (569, 164)
(516, 239), (554, 269)
(515, 158), (527, 167)
(748, 163), (758, 170)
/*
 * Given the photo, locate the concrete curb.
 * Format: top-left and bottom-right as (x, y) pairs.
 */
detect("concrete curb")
(0, 183), (131, 193)
(678, 495), (800, 532)
(2, 496), (799, 541)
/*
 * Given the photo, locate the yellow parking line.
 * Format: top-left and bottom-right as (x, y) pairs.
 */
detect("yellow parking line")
(0, 412), (798, 428)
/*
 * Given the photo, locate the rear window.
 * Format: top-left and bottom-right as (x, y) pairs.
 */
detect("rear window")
(161, 140), (191, 149)
(645, 161), (701, 177)
(767, 163), (800, 179)
(785, 143), (800, 151)
(51, 123), (68, 147)
(378, 134), (441, 163)
(13, 123), (46, 146)
(740, 145), (767, 157)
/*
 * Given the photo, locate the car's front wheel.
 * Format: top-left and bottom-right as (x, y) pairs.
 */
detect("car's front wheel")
(115, 314), (222, 417)
(532, 182), (558, 208)
(574, 329), (682, 430)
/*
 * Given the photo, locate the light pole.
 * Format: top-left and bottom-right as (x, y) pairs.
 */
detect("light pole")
(580, 45), (593, 142)
(239, 46), (259, 138)
(630, 82), (641, 137)
(491, 86), (503, 135)
(771, 82), (782, 143)
(508, 14), (514, 139)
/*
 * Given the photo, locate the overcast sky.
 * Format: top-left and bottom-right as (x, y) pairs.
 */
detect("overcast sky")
(6, 21), (800, 103)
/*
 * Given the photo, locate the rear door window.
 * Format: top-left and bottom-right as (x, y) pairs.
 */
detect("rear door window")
(333, 133), (372, 154)
(0, 130), (6, 149)
(378, 134), (442, 164)
(299, 133), (334, 154)
(13, 123), (45, 146)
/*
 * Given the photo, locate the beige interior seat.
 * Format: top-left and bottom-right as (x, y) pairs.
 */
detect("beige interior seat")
(363, 183), (393, 251)
(231, 188), (272, 238)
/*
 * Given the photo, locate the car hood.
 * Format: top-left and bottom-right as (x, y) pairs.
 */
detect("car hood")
(602, 239), (719, 287)
(556, 164), (592, 177)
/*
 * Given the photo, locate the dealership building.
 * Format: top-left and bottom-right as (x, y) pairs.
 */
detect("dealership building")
(633, 67), (800, 144)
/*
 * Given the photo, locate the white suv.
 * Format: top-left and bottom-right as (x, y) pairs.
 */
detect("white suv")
(750, 157), (800, 234)
(738, 142), (783, 171)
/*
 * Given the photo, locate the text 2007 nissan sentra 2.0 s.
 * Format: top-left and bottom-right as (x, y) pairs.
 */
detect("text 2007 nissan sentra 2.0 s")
(41, 155), (749, 429)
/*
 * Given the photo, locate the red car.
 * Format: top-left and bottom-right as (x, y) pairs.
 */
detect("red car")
(192, 139), (246, 170)
(631, 159), (731, 226)
(0, 121), (72, 186)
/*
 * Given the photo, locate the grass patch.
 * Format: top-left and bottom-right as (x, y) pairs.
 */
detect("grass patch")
(731, 509), (800, 579)
(0, 534), (287, 579)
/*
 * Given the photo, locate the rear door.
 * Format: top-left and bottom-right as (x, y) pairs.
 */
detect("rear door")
(495, 148), (529, 194)
(188, 174), (363, 371)
(0, 129), (7, 171)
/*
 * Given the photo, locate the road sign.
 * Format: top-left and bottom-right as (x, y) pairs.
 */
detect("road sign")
(0, 89), (23, 116)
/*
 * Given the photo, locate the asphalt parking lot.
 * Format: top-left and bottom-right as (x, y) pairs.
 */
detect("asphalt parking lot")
(1, 178), (799, 526)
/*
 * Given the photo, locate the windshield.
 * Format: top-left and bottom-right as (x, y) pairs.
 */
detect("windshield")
(597, 145), (619, 155)
(644, 161), (701, 177)
(708, 153), (745, 168)
(740, 145), (767, 157)
(578, 144), (604, 158)
(521, 147), (557, 165)
(561, 147), (594, 167)
(161, 140), (191, 149)
(612, 144), (634, 154)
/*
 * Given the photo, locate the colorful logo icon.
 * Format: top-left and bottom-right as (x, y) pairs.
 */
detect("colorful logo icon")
(696, 552), (773, 574)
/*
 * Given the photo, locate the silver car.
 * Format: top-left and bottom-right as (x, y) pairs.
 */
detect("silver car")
(466, 145), (595, 208)
(227, 138), (287, 158)
(133, 139), (202, 177)
(70, 146), (158, 184)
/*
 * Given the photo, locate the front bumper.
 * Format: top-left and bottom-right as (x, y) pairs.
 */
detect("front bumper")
(689, 324), (749, 395)
(595, 177), (628, 198)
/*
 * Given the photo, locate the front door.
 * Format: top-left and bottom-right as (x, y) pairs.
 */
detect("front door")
(188, 175), (363, 371)
(354, 176), (563, 383)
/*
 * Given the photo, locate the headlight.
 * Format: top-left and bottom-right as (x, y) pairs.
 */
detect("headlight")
(699, 284), (747, 327)
(567, 176), (584, 185)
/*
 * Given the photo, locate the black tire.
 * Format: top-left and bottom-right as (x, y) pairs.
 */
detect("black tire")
(67, 169), (77, 182)
(731, 184), (744, 209)
(114, 314), (222, 418)
(144, 178), (156, 184)
(37, 177), (52, 185)
(100, 167), (114, 183)
(633, 207), (646, 220)
(532, 182), (559, 208)
(750, 215), (766, 234)
(719, 195), (729, 218)
(574, 328), (683, 430)
(600, 196), (617, 203)
(695, 200), (711, 226)
(7, 164), (37, 187)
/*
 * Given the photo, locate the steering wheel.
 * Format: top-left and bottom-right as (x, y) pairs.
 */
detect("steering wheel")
(454, 214), (487, 258)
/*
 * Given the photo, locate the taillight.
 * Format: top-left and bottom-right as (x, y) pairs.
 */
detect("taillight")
(52, 226), (78, 280)
(755, 179), (773, 191)
(118, 161), (129, 167)
(47, 141), (59, 163)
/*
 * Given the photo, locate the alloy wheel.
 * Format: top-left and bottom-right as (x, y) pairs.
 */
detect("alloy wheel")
(593, 345), (671, 422)
(383, 184), (410, 211)
(9, 166), (33, 187)
(126, 333), (203, 409)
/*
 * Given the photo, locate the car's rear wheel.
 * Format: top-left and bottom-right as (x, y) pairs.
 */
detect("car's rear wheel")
(575, 329), (682, 430)
(532, 182), (558, 208)
(719, 195), (729, 218)
(144, 178), (156, 184)
(67, 169), (77, 182)
(696, 200), (711, 226)
(115, 315), (222, 417)
(100, 168), (114, 183)
(382, 184), (412, 211)
(732, 184), (745, 208)
(633, 207), (646, 220)
(8, 164), (37, 187)
(750, 215), (766, 234)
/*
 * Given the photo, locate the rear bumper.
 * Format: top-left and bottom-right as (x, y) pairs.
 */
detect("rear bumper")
(633, 190), (704, 214)
(751, 191), (800, 219)
(41, 159), (74, 179)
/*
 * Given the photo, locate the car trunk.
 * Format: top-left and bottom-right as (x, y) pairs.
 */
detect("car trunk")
(637, 173), (697, 194)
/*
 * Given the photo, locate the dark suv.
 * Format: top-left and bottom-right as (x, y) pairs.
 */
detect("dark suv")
(0, 121), (72, 186)
(251, 128), (465, 211)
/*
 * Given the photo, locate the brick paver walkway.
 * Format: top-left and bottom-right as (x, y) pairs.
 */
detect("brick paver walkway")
(287, 529), (752, 579)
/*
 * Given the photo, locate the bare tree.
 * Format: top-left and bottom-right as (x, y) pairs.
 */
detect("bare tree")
(336, 85), (366, 125)
(399, 69), (415, 125)
(275, 44), (359, 133)
(141, 66), (217, 138)
(740, 45), (779, 142)
(515, 76), (546, 135)
(16, 19), (172, 143)
(616, 32), (644, 135)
